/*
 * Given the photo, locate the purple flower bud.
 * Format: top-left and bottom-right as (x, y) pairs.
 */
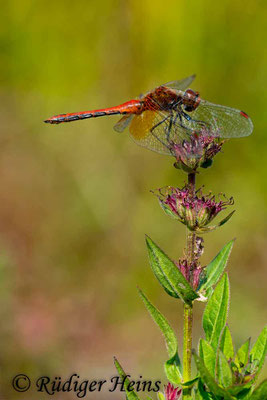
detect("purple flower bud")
(176, 258), (203, 290)
(170, 130), (225, 173)
(192, 267), (202, 290)
(153, 186), (234, 233)
(164, 382), (182, 400)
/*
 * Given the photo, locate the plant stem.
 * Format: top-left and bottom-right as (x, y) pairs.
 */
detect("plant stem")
(183, 172), (196, 396)
(183, 303), (193, 381)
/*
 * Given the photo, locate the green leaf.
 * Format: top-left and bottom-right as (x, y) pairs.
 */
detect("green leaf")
(195, 211), (235, 233)
(250, 379), (267, 400)
(217, 350), (233, 388)
(227, 383), (254, 397)
(197, 379), (215, 399)
(157, 392), (165, 400)
(203, 274), (230, 350)
(199, 339), (216, 378)
(250, 325), (267, 377)
(220, 325), (234, 361)
(158, 392), (166, 400)
(235, 338), (250, 369)
(238, 389), (252, 400)
(200, 240), (235, 291)
(193, 351), (234, 400)
(159, 201), (180, 220)
(114, 357), (141, 400)
(138, 288), (178, 355)
(164, 354), (182, 384)
(138, 288), (182, 384)
(182, 376), (199, 387)
(217, 210), (235, 227)
(145, 236), (198, 304)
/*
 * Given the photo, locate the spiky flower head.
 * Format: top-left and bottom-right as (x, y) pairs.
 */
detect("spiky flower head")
(171, 129), (225, 173)
(154, 185), (234, 233)
(164, 382), (182, 400)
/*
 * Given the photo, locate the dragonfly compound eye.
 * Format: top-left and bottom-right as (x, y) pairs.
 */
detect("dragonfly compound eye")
(183, 89), (201, 112)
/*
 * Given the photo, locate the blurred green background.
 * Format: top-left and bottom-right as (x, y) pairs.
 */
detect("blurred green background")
(0, 0), (266, 398)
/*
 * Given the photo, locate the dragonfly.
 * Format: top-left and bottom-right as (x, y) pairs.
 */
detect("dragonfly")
(44, 75), (253, 156)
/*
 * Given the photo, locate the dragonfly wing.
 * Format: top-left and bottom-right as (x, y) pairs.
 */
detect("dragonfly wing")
(187, 100), (253, 138)
(128, 110), (189, 155)
(164, 75), (196, 90)
(113, 114), (134, 132)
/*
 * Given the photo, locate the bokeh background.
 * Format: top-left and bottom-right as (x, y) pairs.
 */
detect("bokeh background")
(0, 0), (266, 398)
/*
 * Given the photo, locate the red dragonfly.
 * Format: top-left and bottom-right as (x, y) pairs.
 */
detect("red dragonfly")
(44, 75), (253, 155)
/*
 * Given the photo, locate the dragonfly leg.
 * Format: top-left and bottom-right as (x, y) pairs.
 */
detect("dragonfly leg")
(171, 106), (193, 134)
(176, 112), (193, 134)
(150, 115), (170, 133)
(180, 111), (211, 133)
(166, 113), (175, 141)
(150, 115), (172, 150)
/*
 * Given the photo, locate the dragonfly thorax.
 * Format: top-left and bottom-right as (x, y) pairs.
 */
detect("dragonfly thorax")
(143, 86), (180, 112)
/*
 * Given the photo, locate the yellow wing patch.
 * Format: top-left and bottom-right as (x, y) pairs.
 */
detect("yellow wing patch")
(129, 111), (157, 140)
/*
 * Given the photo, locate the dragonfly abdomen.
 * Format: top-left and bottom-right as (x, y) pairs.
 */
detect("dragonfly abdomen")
(44, 100), (142, 124)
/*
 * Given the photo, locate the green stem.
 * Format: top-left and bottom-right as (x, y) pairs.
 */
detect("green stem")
(183, 303), (193, 381)
(183, 172), (196, 397)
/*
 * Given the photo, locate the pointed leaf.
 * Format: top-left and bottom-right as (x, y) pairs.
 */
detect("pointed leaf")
(138, 288), (178, 356)
(164, 354), (182, 384)
(138, 288), (182, 384)
(235, 338), (250, 369)
(220, 325), (234, 361)
(199, 339), (216, 378)
(114, 358), (141, 400)
(250, 379), (267, 400)
(145, 236), (198, 304)
(217, 350), (233, 388)
(193, 351), (234, 400)
(218, 210), (236, 227)
(195, 211), (235, 234)
(201, 240), (235, 291)
(182, 376), (199, 387)
(250, 325), (267, 377)
(203, 274), (230, 350)
(197, 379), (215, 399)
(159, 200), (180, 220)
(157, 392), (165, 400)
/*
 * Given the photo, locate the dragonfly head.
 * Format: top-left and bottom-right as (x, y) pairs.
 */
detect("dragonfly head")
(183, 89), (201, 112)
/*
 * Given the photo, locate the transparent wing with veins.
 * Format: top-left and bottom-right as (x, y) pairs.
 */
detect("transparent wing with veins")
(163, 74), (196, 91)
(113, 114), (134, 133)
(187, 100), (253, 138)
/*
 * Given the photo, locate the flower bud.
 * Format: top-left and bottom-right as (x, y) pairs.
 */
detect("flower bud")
(170, 129), (225, 173)
(153, 186), (234, 233)
(164, 383), (182, 400)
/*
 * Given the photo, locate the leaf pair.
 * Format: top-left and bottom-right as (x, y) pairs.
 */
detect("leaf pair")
(146, 235), (235, 304)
